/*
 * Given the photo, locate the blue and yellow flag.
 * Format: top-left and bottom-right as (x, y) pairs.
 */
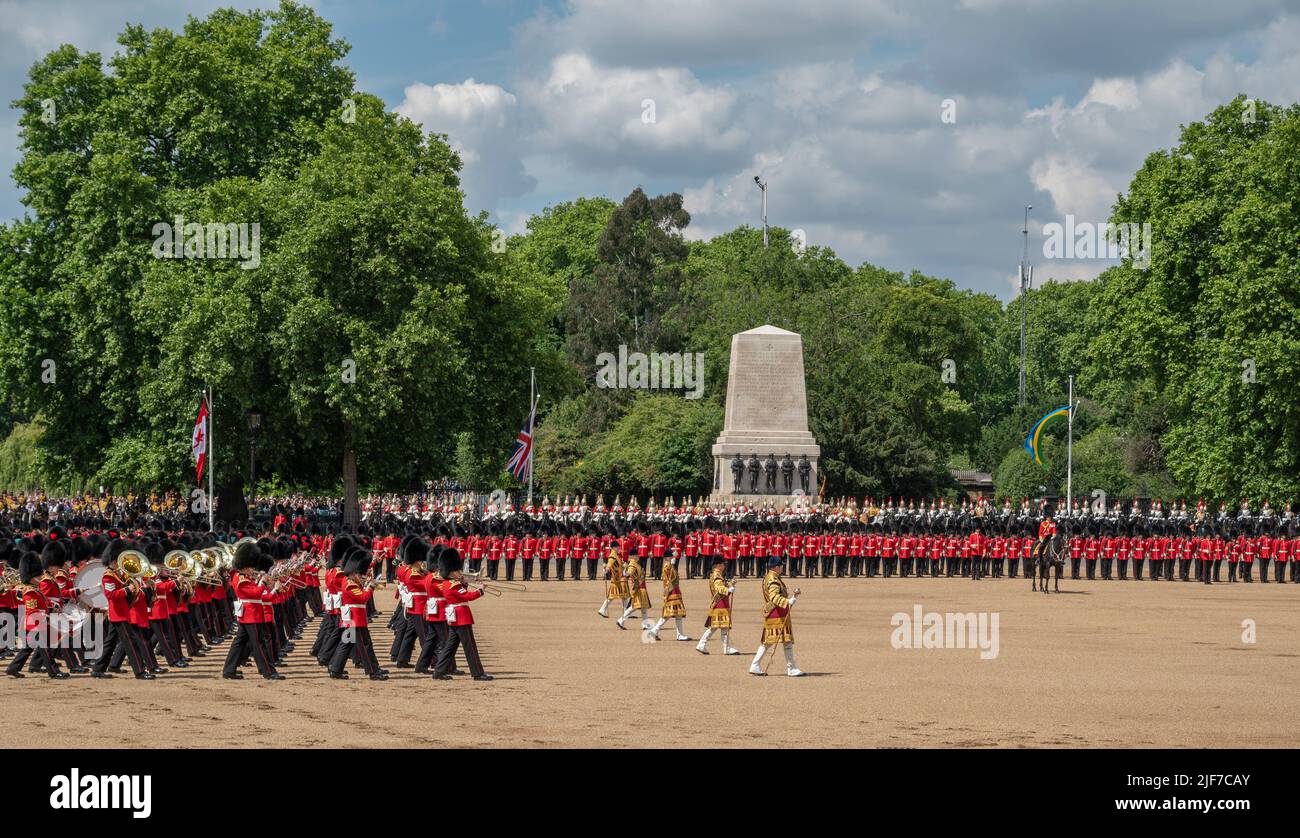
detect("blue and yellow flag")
(1023, 405), (1070, 467)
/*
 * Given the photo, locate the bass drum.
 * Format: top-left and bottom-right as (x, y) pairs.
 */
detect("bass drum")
(74, 560), (110, 610)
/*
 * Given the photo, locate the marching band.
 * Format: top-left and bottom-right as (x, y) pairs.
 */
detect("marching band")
(0, 518), (497, 683)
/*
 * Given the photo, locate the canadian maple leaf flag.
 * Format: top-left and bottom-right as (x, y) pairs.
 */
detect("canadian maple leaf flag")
(193, 398), (209, 483)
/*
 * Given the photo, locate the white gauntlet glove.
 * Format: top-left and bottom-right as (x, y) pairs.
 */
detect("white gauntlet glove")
(727, 586), (735, 594)
(788, 597), (797, 606)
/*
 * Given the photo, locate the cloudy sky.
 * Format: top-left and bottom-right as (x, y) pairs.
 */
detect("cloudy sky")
(3, 0), (1299, 298)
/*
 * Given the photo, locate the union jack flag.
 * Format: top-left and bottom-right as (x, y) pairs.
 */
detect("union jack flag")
(505, 396), (539, 482)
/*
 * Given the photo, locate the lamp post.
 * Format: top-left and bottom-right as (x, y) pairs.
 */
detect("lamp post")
(754, 176), (768, 248)
(246, 408), (262, 517)
(1018, 204), (1033, 406)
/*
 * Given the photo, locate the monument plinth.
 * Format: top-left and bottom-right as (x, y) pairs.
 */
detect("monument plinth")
(711, 325), (820, 496)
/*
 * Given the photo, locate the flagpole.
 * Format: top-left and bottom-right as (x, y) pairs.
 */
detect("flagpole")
(1066, 374), (1073, 513)
(527, 367), (535, 505)
(206, 385), (214, 532)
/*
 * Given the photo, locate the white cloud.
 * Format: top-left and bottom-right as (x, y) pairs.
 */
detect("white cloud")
(519, 52), (747, 173)
(519, 0), (908, 67)
(395, 79), (537, 213)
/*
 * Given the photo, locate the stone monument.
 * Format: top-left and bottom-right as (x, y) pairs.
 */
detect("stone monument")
(711, 325), (819, 496)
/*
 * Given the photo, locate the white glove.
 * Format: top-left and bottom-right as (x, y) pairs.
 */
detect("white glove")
(788, 597), (797, 606)
(727, 586), (735, 594)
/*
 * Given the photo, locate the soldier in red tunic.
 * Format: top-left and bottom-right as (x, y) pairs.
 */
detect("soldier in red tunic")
(394, 538), (431, 668)
(221, 542), (282, 680)
(327, 547), (386, 680)
(4, 552), (68, 679)
(434, 548), (492, 681)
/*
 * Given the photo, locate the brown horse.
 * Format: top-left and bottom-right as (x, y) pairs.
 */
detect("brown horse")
(1031, 532), (1065, 593)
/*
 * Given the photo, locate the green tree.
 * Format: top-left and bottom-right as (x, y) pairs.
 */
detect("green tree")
(1085, 96), (1300, 499)
(537, 393), (722, 498)
(0, 3), (563, 520)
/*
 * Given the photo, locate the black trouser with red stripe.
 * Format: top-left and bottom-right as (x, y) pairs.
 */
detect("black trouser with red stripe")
(315, 613), (340, 665)
(389, 606), (408, 659)
(173, 612), (202, 656)
(0, 607), (15, 656)
(151, 618), (183, 665)
(109, 624), (158, 670)
(329, 625), (380, 676)
(6, 643), (62, 677)
(93, 620), (146, 675)
(226, 622), (277, 677)
(395, 615), (426, 666)
(416, 620), (448, 672)
(435, 624), (484, 678)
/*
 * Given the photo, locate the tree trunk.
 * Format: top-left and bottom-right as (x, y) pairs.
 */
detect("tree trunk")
(343, 419), (359, 527)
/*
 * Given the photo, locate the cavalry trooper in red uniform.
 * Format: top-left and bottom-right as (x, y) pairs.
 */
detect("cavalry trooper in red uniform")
(328, 546), (386, 680)
(434, 548), (492, 681)
(222, 541), (283, 680)
(5, 552), (68, 679)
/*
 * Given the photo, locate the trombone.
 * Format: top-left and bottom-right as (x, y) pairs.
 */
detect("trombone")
(461, 569), (526, 596)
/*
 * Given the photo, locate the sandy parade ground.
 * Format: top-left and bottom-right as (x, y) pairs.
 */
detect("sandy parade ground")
(3, 573), (1298, 749)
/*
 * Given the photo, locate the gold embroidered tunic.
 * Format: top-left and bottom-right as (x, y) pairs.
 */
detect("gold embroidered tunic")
(606, 551), (630, 600)
(626, 557), (651, 609)
(705, 567), (732, 629)
(760, 568), (794, 644)
(660, 559), (686, 618)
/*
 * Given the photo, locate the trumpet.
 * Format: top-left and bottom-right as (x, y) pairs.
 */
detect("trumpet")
(461, 569), (526, 596)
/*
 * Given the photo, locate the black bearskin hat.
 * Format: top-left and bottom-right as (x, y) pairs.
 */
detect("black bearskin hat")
(40, 539), (68, 570)
(341, 548), (371, 576)
(405, 538), (430, 566)
(437, 547), (463, 578)
(329, 535), (354, 569)
(233, 541), (261, 571)
(19, 551), (42, 584)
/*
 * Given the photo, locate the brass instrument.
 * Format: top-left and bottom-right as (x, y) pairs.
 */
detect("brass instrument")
(192, 549), (222, 581)
(0, 566), (21, 592)
(267, 556), (308, 588)
(162, 549), (190, 572)
(461, 569), (526, 596)
(117, 549), (156, 587)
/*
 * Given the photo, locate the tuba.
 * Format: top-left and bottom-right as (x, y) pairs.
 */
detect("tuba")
(117, 549), (153, 580)
(163, 549), (191, 574)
